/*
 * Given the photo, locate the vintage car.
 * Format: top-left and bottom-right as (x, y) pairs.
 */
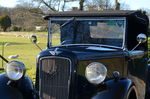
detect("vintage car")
(0, 10), (150, 99)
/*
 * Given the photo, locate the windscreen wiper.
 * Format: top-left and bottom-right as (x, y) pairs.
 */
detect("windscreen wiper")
(60, 17), (75, 28)
(51, 17), (75, 35)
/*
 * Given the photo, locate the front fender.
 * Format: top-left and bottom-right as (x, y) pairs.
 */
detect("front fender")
(145, 64), (150, 99)
(0, 73), (35, 99)
(92, 78), (133, 99)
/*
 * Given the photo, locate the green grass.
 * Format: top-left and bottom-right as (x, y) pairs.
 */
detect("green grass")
(0, 34), (47, 81)
(11, 31), (48, 34)
(36, 31), (48, 34)
(0, 32), (61, 81)
(21, 31), (48, 34)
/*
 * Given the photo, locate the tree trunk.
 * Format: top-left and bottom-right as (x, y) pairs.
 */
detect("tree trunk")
(79, 0), (85, 11)
(62, 0), (67, 11)
(115, 0), (120, 10)
(3, 27), (7, 32)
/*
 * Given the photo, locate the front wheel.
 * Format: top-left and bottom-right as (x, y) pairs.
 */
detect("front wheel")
(0, 87), (23, 99)
(124, 86), (137, 99)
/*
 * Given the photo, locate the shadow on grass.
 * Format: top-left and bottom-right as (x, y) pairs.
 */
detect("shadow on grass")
(0, 68), (4, 73)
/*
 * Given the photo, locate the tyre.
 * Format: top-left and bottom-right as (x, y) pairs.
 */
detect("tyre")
(125, 86), (137, 99)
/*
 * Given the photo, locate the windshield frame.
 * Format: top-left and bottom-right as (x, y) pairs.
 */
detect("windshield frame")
(48, 17), (126, 49)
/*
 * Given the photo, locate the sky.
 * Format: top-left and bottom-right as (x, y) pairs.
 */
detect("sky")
(0, 0), (18, 8)
(120, 0), (150, 10)
(0, 0), (150, 10)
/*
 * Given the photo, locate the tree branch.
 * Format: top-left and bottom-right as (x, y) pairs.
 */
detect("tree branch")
(40, 0), (57, 11)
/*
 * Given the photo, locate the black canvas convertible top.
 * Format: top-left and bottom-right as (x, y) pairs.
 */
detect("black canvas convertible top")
(44, 10), (147, 20)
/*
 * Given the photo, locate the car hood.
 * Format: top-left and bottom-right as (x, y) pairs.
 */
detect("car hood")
(38, 46), (125, 61)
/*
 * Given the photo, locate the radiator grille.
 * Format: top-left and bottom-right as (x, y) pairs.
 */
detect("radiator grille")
(39, 57), (71, 99)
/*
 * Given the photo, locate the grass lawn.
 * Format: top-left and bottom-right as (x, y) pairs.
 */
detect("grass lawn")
(4, 31), (48, 34)
(0, 34), (48, 81)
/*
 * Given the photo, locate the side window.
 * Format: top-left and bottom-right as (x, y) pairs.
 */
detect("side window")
(60, 22), (75, 44)
(89, 20), (124, 47)
(90, 21), (124, 39)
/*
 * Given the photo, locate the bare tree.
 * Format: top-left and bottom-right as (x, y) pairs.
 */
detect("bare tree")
(21, 0), (85, 11)
(0, 7), (10, 15)
(119, 2), (130, 10)
(30, 0), (70, 11)
(79, 0), (85, 10)
(61, 0), (67, 11)
(85, 0), (113, 10)
(115, 0), (119, 10)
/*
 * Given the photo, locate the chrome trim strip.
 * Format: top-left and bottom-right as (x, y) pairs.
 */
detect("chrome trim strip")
(122, 18), (127, 50)
(39, 56), (72, 99)
(48, 19), (52, 48)
(54, 44), (122, 49)
(129, 50), (145, 59)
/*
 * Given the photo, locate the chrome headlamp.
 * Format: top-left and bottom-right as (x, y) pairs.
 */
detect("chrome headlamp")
(85, 62), (107, 84)
(6, 61), (26, 81)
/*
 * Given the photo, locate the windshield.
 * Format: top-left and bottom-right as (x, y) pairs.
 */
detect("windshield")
(49, 17), (126, 48)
